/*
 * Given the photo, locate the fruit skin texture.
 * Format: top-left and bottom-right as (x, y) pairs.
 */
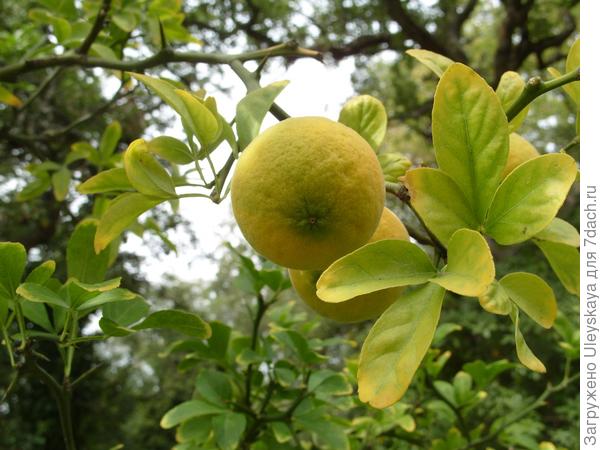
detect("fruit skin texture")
(231, 116), (385, 270)
(289, 208), (409, 323)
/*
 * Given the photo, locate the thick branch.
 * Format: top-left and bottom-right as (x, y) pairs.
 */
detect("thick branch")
(0, 42), (321, 82)
(382, 0), (466, 61)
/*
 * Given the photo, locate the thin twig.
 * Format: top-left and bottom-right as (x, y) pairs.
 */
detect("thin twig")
(506, 67), (580, 122)
(78, 0), (112, 55)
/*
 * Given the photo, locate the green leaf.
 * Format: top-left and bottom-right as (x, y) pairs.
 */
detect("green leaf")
(405, 168), (479, 245)
(133, 310), (211, 338)
(502, 133), (539, 179)
(95, 193), (163, 253)
(78, 168), (133, 194)
(509, 306), (546, 373)
(499, 272), (556, 328)
(0, 84), (23, 107)
(432, 63), (509, 222)
(496, 71), (529, 132)
(406, 49), (454, 77)
(462, 359), (513, 389)
(21, 302), (54, 332)
(478, 281), (511, 315)
(195, 369), (233, 406)
(76, 288), (136, 311)
(431, 229), (495, 297)
(236, 80), (289, 149)
(25, 260), (56, 284)
(271, 422), (292, 443)
(535, 217), (579, 247)
(295, 414), (349, 450)
(176, 417), (212, 443)
(17, 283), (69, 308)
(174, 90), (220, 146)
(338, 95), (387, 150)
(99, 317), (134, 336)
(99, 122), (122, 160)
(147, 136), (194, 164)
(0, 242), (27, 299)
(535, 240), (580, 295)
(212, 413), (247, 450)
(112, 11), (138, 32)
(160, 400), (225, 429)
(102, 296), (149, 326)
(485, 153), (577, 245)
(316, 240), (436, 302)
(90, 43), (118, 61)
(16, 173), (52, 201)
(358, 283), (445, 408)
(67, 219), (110, 283)
(124, 139), (177, 198)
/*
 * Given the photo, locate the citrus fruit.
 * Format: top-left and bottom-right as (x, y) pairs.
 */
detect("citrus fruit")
(289, 208), (409, 323)
(231, 116), (385, 270)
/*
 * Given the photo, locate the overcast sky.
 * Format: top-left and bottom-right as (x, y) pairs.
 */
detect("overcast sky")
(121, 57), (358, 282)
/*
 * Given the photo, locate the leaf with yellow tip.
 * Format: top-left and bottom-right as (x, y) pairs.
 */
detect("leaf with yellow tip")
(431, 229), (495, 297)
(509, 305), (546, 373)
(358, 283), (445, 408)
(316, 240), (436, 303)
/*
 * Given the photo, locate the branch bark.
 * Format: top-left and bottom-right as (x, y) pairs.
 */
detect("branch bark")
(0, 42), (321, 82)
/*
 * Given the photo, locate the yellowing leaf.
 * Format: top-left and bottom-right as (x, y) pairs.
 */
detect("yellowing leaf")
(174, 90), (220, 146)
(99, 121), (122, 160)
(0, 84), (23, 107)
(535, 217), (579, 247)
(485, 153), (577, 245)
(431, 229), (495, 297)
(406, 49), (454, 77)
(500, 272), (556, 328)
(478, 281), (511, 315)
(316, 240), (436, 303)
(510, 306), (546, 373)
(432, 63), (509, 222)
(501, 133), (539, 179)
(95, 193), (163, 253)
(404, 168), (478, 245)
(147, 136), (193, 164)
(51, 166), (71, 201)
(124, 139), (176, 198)
(358, 283), (445, 408)
(565, 38), (580, 105)
(77, 168), (133, 194)
(535, 240), (580, 295)
(338, 95), (387, 150)
(496, 71), (529, 132)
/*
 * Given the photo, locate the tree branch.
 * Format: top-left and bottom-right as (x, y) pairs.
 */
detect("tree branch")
(505, 67), (580, 122)
(77, 0), (112, 55)
(0, 42), (321, 82)
(382, 0), (466, 61)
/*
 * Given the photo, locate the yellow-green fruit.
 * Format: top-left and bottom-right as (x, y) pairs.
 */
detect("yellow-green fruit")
(501, 133), (540, 178)
(231, 116), (385, 270)
(289, 208), (408, 323)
